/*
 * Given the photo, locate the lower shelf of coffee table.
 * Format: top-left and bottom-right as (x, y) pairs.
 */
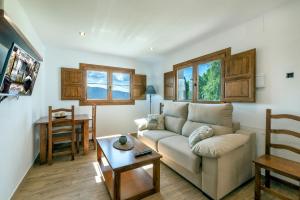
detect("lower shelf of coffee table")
(101, 165), (155, 200)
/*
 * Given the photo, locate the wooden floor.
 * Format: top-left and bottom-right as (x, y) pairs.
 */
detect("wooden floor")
(13, 149), (298, 200)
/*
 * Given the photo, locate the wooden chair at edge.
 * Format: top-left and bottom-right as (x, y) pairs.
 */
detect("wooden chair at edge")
(76, 105), (97, 152)
(48, 106), (76, 165)
(253, 109), (300, 200)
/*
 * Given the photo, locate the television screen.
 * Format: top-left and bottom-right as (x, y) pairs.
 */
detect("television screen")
(0, 43), (9, 76)
(0, 43), (40, 96)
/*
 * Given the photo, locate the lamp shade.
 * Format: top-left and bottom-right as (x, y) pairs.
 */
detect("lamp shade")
(146, 85), (156, 94)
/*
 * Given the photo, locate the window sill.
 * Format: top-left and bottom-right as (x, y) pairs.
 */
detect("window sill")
(79, 99), (135, 106)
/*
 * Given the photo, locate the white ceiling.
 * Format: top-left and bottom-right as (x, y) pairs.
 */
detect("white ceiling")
(18, 0), (290, 60)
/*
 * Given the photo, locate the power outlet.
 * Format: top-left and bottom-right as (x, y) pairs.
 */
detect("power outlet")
(286, 72), (294, 78)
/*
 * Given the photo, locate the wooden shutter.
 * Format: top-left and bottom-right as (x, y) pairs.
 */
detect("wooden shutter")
(133, 74), (146, 100)
(224, 49), (256, 102)
(61, 67), (84, 100)
(164, 71), (175, 100)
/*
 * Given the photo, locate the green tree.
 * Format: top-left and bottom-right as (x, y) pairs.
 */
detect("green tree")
(184, 76), (190, 100)
(198, 61), (221, 101)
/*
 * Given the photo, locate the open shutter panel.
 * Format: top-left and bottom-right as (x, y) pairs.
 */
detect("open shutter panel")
(133, 74), (146, 100)
(164, 71), (175, 100)
(224, 49), (256, 102)
(61, 67), (84, 100)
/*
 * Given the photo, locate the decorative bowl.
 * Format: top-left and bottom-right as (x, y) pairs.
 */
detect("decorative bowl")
(54, 112), (67, 118)
(119, 135), (127, 145)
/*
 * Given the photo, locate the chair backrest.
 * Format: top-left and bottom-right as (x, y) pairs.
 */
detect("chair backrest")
(265, 109), (300, 155)
(92, 105), (96, 134)
(48, 106), (75, 136)
(159, 103), (164, 114)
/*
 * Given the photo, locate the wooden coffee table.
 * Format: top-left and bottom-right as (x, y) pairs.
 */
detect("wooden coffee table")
(97, 135), (162, 200)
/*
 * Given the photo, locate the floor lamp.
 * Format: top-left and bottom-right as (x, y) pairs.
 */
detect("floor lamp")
(146, 85), (156, 114)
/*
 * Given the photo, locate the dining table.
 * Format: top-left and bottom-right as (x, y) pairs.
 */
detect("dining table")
(35, 114), (91, 164)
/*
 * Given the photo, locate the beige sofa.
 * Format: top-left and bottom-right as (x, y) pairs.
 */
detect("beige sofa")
(137, 102), (256, 200)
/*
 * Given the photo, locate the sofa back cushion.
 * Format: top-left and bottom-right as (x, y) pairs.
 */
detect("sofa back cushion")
(182, 121), (233, 137)
(188, 103), (233, 127)
(163, 102), (188, 134)
(164, 102), (188, 118)
(164, 116), (186, 134)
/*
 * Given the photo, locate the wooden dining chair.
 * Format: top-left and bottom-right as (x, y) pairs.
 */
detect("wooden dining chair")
(253, 109), (300, 200)
(76, 105), (97, 152)
(48, 106), (76, 165)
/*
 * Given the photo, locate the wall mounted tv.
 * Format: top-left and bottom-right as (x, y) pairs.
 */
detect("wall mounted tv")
(0, 43), (40, 97)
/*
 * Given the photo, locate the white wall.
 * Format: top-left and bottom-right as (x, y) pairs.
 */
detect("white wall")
(44, 47), (152, 136)
(153, 0), (300, 183)
(2, 0), (300, 198)
(0, 0), (46, 199)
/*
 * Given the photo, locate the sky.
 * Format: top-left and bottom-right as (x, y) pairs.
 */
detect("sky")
(199, 63), (210, 76)
(87, 71), (129, 85)
(87, 70), (130, 92)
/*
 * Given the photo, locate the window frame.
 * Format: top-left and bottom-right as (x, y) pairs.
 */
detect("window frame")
(173, 48), (230, 103)
(174, 65), (195, 102)
(79, 63), (135, 105)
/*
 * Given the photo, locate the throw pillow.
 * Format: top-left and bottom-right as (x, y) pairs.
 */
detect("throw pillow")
(188, 125), (214, 147)
(147, 114), (165, 130)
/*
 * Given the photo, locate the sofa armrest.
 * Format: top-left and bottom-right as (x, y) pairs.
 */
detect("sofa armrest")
(235, 129), (257, 173)
(192, 134), (250, 158)
(232, 121), (240, 132)
(134, 118), (147, 131)
(200, 130), (256, 199)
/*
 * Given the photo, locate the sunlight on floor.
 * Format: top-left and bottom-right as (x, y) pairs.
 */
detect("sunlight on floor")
(101, 157), (109, 167)
(142, 164), (153, 170)
(96, 134), (121, 139)
(93, 162), (102, 183)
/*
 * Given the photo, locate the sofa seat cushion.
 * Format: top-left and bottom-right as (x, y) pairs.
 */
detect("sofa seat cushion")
(138, 130), (177, 150)
(158, 135), (201, 174)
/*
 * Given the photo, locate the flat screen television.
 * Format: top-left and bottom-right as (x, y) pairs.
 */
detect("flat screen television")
(0, 43), (40, 97)
(0, 43), (9, 76)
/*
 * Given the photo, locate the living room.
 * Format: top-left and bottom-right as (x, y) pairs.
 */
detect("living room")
(0, 0), (299, 200)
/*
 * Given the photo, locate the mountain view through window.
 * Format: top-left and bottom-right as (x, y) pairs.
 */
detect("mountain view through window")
(87, 71), (108, 100)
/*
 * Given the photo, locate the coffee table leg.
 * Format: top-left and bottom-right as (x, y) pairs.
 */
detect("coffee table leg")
(113, 171), (121, 200)
(153, 160), (160, 192)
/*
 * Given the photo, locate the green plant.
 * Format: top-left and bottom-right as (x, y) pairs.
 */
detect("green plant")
(184, 76), (190, 99)
(198, 61), (221, 101)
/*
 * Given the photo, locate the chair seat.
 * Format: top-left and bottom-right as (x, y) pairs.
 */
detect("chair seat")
(254, 154), (300, 180)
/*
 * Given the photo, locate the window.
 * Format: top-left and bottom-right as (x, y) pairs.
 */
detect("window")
(112, 72), (130, 100)
(198, 60), (221, 101)
(80, 64), (135, 105)
(177, 66), (193, 101)
(87, 71), (108, 100)
(168, 48), (256, 102)
(174, 48), (229, 103)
